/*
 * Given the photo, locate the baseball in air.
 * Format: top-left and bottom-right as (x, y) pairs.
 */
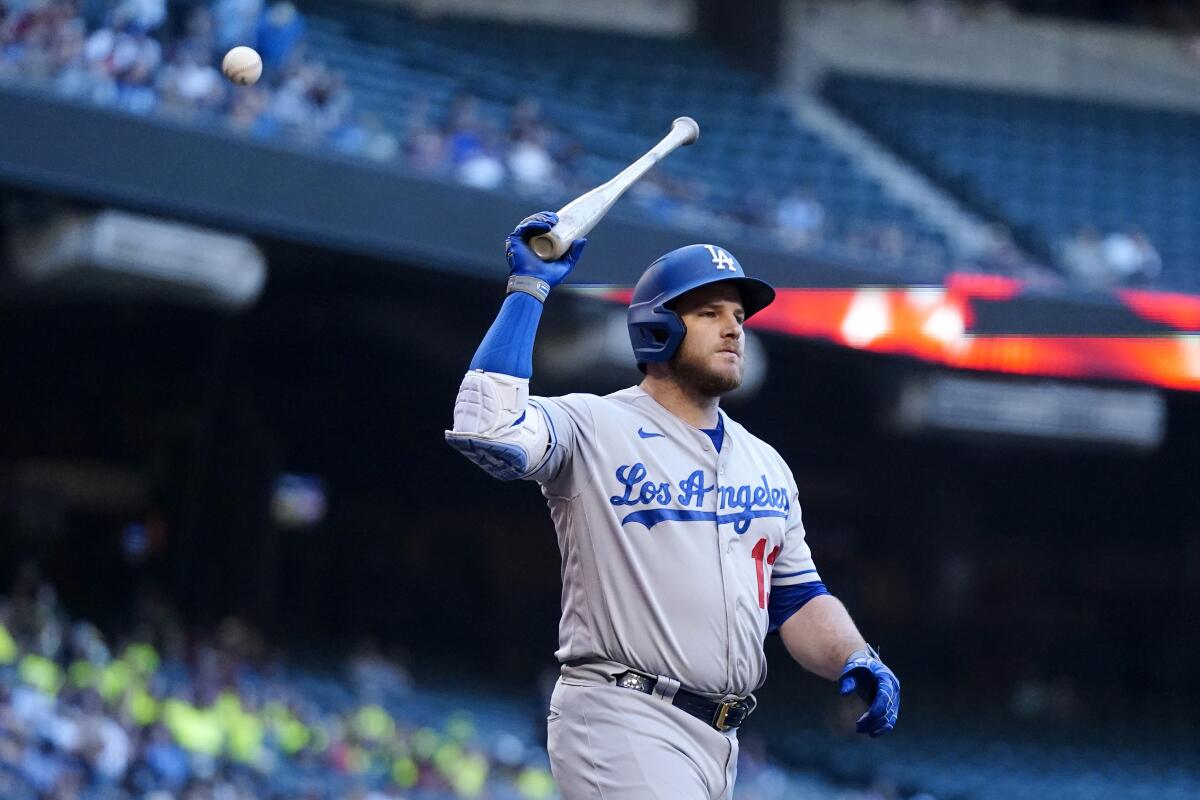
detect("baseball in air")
(222, 46), (263, 85)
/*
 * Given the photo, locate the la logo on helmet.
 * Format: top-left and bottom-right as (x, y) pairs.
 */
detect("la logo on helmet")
(703, 245), (737, 271)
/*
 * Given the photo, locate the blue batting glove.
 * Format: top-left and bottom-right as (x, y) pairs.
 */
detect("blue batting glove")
(839, 646), (900, 738)
(505, 211), (587, 290)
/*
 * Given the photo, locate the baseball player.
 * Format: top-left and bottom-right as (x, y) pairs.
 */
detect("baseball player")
(446, 212), (900, 799)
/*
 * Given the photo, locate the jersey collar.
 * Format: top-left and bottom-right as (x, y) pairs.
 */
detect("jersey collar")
(624, 385), (735, 452)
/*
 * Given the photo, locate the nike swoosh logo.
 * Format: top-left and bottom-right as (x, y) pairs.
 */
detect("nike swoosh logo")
(637, 428), (665, 439)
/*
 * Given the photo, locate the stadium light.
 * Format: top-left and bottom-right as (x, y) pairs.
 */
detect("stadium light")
(8, 208), (267, 309)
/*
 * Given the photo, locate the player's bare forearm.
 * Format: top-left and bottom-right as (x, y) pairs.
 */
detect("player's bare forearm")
(778, 594), (868, 681)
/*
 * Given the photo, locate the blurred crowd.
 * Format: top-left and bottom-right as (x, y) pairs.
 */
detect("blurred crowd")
(1058, 225), (1162, 289)
(1, 0), (1136, 288)
(397, 89), (1043, 281)
(0, 570), (558, 800)
(398, 91), (863, 258)
(0, 0), (1015, 279)
(0, 0), (394, 159)
(400, 90), (821, 251)
(0, 567), (923, 800)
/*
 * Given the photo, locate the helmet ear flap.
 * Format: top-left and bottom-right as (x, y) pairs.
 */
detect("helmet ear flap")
(632, 320), (669, 350)
(629, 306), (686, 365)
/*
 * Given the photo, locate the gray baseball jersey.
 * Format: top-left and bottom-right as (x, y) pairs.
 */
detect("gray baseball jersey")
(527, 385), (821, 697)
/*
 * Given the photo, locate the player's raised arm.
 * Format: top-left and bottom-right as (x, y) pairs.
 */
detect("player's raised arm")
(444, 212), (586, 482)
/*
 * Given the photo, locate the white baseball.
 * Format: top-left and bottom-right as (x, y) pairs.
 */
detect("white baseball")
(222, 46), (263, 86)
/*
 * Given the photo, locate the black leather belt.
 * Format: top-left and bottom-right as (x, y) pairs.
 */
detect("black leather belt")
(614, 670), (756, 732)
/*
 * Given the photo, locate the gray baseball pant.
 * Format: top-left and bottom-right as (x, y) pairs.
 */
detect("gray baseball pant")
(547, 677), (739, 799)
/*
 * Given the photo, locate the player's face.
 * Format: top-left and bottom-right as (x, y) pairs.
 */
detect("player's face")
(668, 282), (746, 397)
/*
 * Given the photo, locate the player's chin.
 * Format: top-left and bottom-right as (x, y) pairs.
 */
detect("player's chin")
(702, 358), (744, 394)
(672, 352), (742, 396)
(714, 352), (744, 376)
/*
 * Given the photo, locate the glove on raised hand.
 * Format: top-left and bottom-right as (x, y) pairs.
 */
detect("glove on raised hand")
(505, 211), (587, 294)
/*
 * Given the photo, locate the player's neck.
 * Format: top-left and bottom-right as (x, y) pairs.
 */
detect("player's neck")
(639, 374), (720, 429)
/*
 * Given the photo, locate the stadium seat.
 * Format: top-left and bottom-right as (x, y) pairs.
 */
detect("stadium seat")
(823, 73), (1200, 291)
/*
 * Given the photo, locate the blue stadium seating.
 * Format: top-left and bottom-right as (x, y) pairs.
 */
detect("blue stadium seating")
(823, 73), (1200, 291)
(300, 4), (955, 274)
(782, 720), (1200, 800)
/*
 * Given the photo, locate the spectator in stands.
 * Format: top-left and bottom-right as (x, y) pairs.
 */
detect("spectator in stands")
(269, 64), (312, 130)
(0, 0), (50, 78)
(333, 112), (399, 163)
(1061, 225), (1162, 289)
(1102, 227), (1141, 280)
(115, 0), (165, 33)
(212, 0), (261, 52)
(507, 125), (559, 195)
(503, 98), (558, 190)
(458, 129), (507, 190)
(179, 3), (217, 53)
(82, 7), (163, 110)
(439, 93), (508, 189)
(348, 640), (412, 701)
(399, 92), (445, 173)
(0, 0), (1044, 280)
(508, 96), (544, 141)
(444, 93), (485, 166)
(775, 188), (826, 250)
(406, 121), (447, 174)
(225, 78), (271, 134)
(1128, 228), (1162, 286)
(1104, 225), (1162, 287)
(140, 722), (190, 790)
(1060, 225), (1110, 288)
(158, 40), (224, 117)
(303, 61), (351, 134)
(47, 15), (88, 89)
(0, 570), (927, 799)
(255, 0), (304, 69)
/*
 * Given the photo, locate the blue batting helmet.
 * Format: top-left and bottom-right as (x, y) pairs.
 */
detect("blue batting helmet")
(627, 244), (775, 366)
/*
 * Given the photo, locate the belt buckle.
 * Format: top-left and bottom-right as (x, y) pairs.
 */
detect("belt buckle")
(712, 699), (737, 731)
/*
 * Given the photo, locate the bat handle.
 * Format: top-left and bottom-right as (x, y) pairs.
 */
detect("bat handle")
(531, 230), (569, 261)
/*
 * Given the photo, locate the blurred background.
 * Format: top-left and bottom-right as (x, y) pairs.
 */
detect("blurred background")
(1, 0), (1199, 798)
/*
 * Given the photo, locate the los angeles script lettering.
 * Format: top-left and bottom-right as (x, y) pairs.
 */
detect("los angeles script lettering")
(608, 463), (790, 515)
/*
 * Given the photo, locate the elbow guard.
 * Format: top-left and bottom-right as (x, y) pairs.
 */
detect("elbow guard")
(444, 370), (551, 480)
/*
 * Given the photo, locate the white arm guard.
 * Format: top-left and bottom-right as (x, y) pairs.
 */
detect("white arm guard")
(444, 370), (552, 481)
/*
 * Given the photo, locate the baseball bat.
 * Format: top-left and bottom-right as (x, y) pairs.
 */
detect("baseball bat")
(530, 116), (701, 260)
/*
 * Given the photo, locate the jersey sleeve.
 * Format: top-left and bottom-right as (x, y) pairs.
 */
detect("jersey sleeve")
(525, 393), (594, 495)
(770, 489), (821, 587)
(766, 486), (828, 633)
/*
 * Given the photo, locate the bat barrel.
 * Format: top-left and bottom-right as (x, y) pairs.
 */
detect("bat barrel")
(671, 116), (700, 146)
(531, 116), (702, 261)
